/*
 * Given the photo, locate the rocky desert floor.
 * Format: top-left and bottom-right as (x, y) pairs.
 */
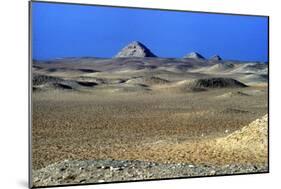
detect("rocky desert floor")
(31, 57), (268, 187)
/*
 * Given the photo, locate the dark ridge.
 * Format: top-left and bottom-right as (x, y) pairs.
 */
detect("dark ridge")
(190, 78), (248, 89)
(244, 64), (268, 70)
(33, 74), (63, 86)
(144, 65), (158, 69)
(54, 83), (73, 90)
(137, 84), (150, 87)
(222, 108), (250, 114)
(46, 67), (99, 73)
(223, 63), (235, 69)
(47, 68), (61, 72)
(32, 65), (43, 69)
(260, 74), (268, 79)
(78, 69), (99, 73)
(32, 86), (40, 92)
(118, 79), (127, 83)
(122, 60), (146, 64)
(147, 77), (170, 84)
(77, 81), (98, 87)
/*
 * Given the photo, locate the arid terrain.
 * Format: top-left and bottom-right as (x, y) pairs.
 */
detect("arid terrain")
(32, 55), (268, 187)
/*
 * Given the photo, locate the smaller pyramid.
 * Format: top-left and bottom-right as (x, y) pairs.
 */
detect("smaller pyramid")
(184, 52), (205, 59)
(210, 55), (222, 61)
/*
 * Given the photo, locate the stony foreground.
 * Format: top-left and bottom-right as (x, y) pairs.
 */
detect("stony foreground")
(32, 159), (268, 187)
(32, 115), (268, 187)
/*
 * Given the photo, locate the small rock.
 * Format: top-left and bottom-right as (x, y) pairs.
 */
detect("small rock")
(101, 165), (110, 169)
(98, 179), (105, 183)
(110, 166), (123, 171)
(79, 167), (84, 170)
(147, 173), (154, 178)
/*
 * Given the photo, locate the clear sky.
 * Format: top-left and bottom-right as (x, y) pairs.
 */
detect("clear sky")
(32, 2), (268, 62)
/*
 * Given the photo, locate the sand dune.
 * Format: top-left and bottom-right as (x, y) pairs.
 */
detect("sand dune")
(240, 73), (268, 84)
(231, 63), (268, 74)
(125, 76), (170, 85)
(216, 91), (251, 98)
(32, 57), (268, 99)
(164, 78), (248, 93)
(123, 115), (268, 165)
(190, 63), (235, 73)
(216, 114), (268, 151)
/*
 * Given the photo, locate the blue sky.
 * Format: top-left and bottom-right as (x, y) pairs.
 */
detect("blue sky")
(32, 2), (268, 62)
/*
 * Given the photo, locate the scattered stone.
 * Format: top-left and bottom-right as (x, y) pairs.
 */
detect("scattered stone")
(110, 166), (123, 171)
(32, 159), (268, 187)
(79, 179), (86, 183)
(101, 165), (110, 169)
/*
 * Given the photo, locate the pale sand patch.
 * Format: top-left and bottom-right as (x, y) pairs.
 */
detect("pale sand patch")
(130, 115), (268, 165)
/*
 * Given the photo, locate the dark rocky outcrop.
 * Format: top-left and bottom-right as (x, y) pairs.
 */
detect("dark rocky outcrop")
(187, 77), (248, 89)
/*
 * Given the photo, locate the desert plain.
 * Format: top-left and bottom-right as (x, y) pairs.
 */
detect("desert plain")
(31, 54), (268, 186)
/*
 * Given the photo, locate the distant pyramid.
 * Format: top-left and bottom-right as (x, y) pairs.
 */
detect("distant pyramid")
(184, 52), (205, 59)
(115, 41), (157, 58)
(210, 55), (222, 61)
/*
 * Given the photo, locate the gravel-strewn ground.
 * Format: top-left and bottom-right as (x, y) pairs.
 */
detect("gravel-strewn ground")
(32, 59), (268, 188)
(32, 159), (268, 187)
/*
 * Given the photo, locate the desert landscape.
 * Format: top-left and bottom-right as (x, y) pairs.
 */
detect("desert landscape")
(31, 41), (268, 187)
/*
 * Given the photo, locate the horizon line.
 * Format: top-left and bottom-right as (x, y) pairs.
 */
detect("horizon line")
(32, 56), (268, 63)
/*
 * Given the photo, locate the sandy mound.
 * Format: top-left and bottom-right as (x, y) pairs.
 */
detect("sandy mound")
(126, 76), (169, 85)
(216, 91), (250, 98)
(216, 114), (268, 150)
(241, 74), (268, 85)
(191, 63), (235, 73)
(33, 74), (63, 85)
(129, 115), (268, 165)
(175, 78), (247, 92)
(44, 67), (99, 74)
(243, 64), (268, 72)
(206, 63), (235, 72)
(33, 74), (93, 91)
(231, 63), (268, 74)
(103, 83), (151, 93)
(189, 78), (247, 88)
